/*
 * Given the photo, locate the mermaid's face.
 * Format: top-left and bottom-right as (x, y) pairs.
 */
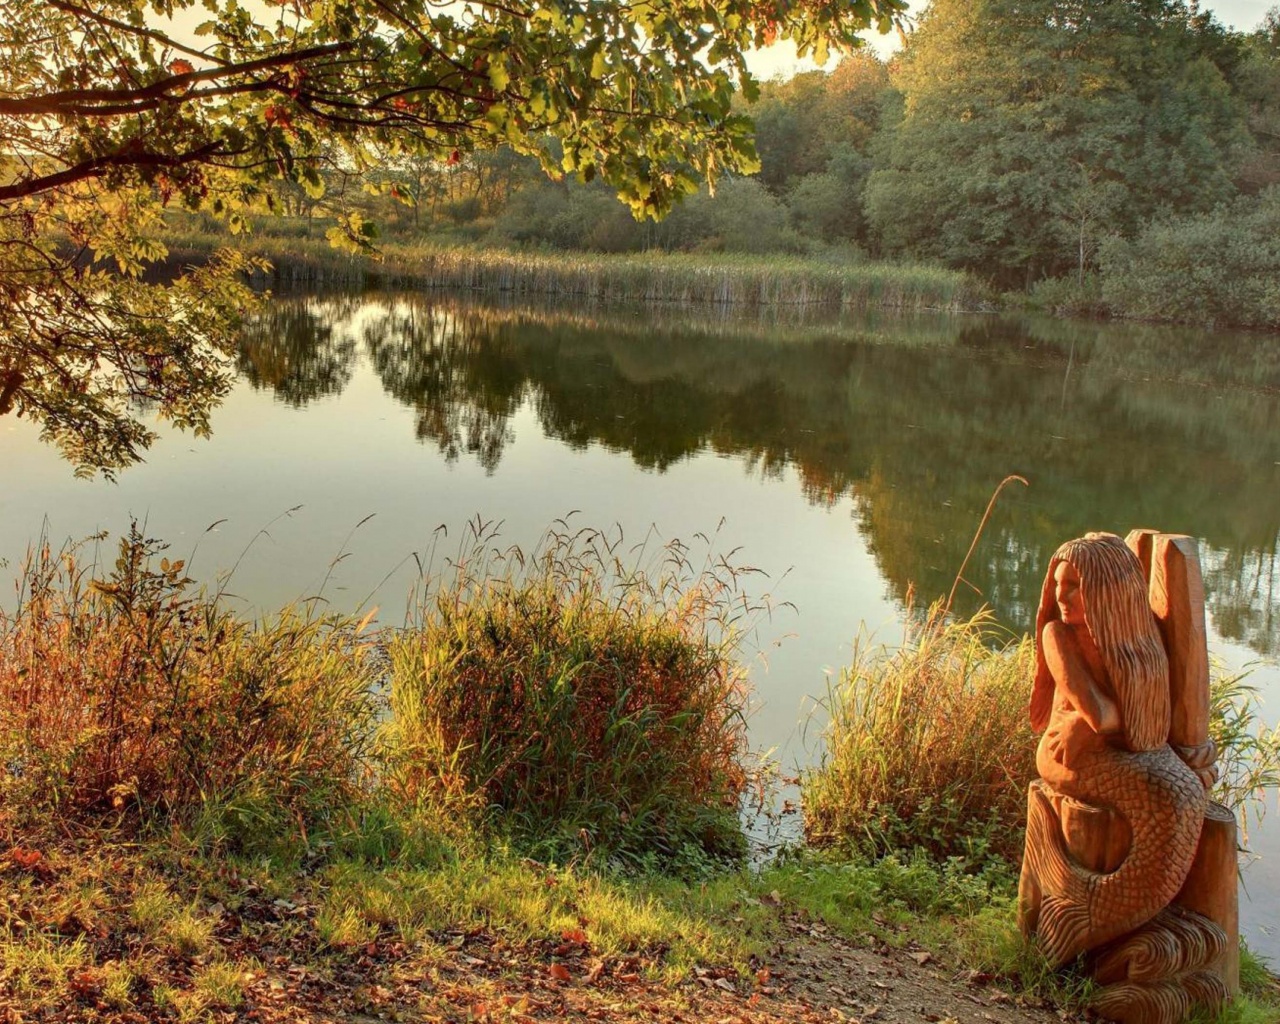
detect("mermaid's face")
(1054, 560), (1086, 627)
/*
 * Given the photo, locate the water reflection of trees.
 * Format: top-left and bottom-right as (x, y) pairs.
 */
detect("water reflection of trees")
(1203, 545), (1280, 657)
(238, 301), (357, 406)
(359, 302), (521, 473)
(236, 293), (1280, 654)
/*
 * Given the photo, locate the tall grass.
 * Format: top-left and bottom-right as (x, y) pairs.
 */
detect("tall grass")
(804, 602), (1280, 868)
(0, 526), (379, 842)
(0, 519), (766, 867)
(382, 519), (758, 868)
(802, 605), (1037, 864)
(1209, 667), (1280, 845)
(159, 224), (987, 313)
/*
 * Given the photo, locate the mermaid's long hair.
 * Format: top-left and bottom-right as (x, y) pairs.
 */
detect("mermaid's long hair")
(1030, 532), (1169, 752)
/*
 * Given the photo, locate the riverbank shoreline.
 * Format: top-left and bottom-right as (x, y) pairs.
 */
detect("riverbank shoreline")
(155, 228), (1280, 334)
(3, 833), (1276, 1024)
(159, 228), (992, 314)
(2, 527), (1278, 1023)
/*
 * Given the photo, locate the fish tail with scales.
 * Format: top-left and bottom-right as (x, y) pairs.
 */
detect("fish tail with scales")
(1023, 746), (1207, 967)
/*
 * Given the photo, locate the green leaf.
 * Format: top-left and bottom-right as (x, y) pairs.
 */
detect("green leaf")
(488, 57), (510, 93)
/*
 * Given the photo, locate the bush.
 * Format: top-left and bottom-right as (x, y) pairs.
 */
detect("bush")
(492, 181), (642, 252)
(1100, 187), (1280, 328)
(787, 146), (871, 245)
(701, 177), (797, 254)
(493, 177), (800, 255)
(0, 527), (379, 842)
(441, 196), (482, 225)
(1019, 273), (1108, 318)
(802, 605), (1037, 864)
(382, 522), (754, 868)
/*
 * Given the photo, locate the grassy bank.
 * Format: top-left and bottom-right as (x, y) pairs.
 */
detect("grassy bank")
(158, 223), (990, 314)
(0, 523), (752, 870)
(803, 606), (1038, 866)
(150, 209), (1280, 331)
(2, 527), (1277, 1023)
(5, 821), (1277, 1023)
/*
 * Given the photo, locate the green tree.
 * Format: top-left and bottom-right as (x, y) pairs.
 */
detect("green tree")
(750, 72), (833, 193)
(1100, 186), (1280, 329)
(864, 0), (1248, 285)
(0, 0), (904, 475)
(748, 51), (889, 198)
(788, 144), (872, 244)
(1235, 6), (1280, 193)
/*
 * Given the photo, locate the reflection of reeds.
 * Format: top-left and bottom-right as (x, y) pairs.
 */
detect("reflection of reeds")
(802, 605), (1037, 863)
(307, 288), (975, 348)
(162, 228), (985, 313)
(383, 518), (760, 868)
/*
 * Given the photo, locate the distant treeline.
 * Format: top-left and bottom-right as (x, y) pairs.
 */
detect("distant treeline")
(203, 0), (1280, 328)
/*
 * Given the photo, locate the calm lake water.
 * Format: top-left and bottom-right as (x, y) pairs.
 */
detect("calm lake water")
(3, 291), (1278, 961)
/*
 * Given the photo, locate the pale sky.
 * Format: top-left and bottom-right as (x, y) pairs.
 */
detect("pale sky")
(744, 0), (1278, 80)
(159, 1), (1277, 83)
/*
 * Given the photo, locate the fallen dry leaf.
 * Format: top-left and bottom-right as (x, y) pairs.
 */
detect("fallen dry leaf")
(9, 847), (42, 870)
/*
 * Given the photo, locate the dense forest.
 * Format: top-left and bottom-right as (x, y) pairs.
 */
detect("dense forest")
(235, 0), (1280, 327)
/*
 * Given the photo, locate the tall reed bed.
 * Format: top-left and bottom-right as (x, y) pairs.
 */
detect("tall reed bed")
(382, 520), (758, 868)
(802, 605), (1037, 864)
(0, 527), (380, 843)
(1, 520), (762, 868)
(159, 227), (986, 313)
(381, 249), (983, 313)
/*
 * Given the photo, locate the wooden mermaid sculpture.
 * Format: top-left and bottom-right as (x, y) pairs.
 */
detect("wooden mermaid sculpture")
(1018, 532), (1236, 1024)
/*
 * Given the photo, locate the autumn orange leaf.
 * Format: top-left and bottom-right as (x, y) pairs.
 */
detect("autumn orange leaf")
(10, 846), (42, 870)
(169, 59), (195, 75)
(69, 969), (102, 996)
(548, 963), (572, 981)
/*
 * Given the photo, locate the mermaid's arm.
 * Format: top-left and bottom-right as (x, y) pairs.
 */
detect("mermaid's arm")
(1041, 620), (1121, 736)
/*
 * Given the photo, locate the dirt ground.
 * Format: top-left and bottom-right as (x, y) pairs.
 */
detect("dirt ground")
(176, 908), (1087, 1024)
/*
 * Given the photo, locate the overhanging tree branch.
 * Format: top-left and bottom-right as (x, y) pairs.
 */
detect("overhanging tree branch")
(0, 142), (225, 201)
(0, 41), (356, 117)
